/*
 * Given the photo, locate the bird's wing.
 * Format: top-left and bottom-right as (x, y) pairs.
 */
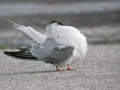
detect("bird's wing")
(44, 45), (74, 64)
(4, 39), (74, 63)
(8, 20), (47, 43)
(30, 39), (74, 64)
(4, 50), (37, 60)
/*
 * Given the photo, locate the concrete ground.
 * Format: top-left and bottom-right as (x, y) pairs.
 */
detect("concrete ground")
(0, 44), (120, 90)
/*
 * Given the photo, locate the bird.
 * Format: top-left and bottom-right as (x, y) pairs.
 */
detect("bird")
(4, 20), (87, 71)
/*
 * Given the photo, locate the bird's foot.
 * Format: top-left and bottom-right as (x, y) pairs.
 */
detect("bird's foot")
(56, 66), (76, 72)
(67, 65), (76, 71)
(56, 66), (64, 72)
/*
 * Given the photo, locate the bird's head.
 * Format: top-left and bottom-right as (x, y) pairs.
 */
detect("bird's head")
(46, 20), (63, 32)
(49, 20), (63, 25)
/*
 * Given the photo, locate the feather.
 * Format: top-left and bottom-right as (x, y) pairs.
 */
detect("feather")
(8, 20), (47, 43)
(4, 50), (37, 60)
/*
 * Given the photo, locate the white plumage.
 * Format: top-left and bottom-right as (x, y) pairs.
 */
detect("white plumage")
(46, 22), (87, 66)
(6, 20), (87, 71)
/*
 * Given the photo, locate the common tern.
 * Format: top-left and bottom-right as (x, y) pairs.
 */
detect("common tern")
(4, 20), (87, 71)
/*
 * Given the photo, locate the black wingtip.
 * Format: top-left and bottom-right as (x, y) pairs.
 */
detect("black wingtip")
(4, 51), (37, 59)
(4, 51), (13, 56)
(4, 51), (19, 57)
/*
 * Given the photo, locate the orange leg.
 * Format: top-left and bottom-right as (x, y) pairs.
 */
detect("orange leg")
(67, 65), (75, 71)
(67, 65), (71, 70)
(56, 66), (61, 71)
(56, 65), (75, 71)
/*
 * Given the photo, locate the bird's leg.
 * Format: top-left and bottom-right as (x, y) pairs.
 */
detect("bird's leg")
(56, 65), (75, 71)
(67, 65), (71, 70)
(67, 65), (75, 71)
(56, 66), (61, 71)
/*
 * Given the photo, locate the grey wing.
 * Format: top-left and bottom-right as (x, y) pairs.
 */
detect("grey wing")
(44, 46), (74, 64)
(30, 39), (74, 64)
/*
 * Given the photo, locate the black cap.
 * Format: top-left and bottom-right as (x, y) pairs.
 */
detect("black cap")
(49, 20), (63, 25)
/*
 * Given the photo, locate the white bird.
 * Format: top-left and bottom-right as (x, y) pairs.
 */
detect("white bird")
(4, 20), (87, 71)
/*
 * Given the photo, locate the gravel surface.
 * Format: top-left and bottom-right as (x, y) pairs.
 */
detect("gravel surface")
(0, 44), (120, 90)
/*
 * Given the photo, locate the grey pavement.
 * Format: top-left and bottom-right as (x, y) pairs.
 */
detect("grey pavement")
(0, 0), (117, 3)
(0, 1), (120, 17)
(0, 44), (120, 90)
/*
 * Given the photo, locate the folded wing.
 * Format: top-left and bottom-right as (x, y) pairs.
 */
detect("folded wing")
(30, 39), (74, 64)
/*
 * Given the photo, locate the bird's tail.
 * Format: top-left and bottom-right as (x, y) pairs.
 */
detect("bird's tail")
(4, 50), (37, 60)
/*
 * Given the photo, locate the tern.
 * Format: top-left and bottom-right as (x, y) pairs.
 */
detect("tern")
(4, 20), (87, 71)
